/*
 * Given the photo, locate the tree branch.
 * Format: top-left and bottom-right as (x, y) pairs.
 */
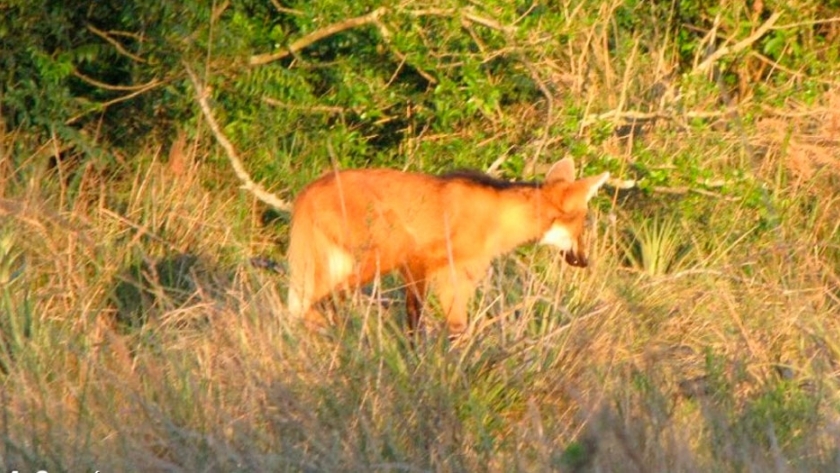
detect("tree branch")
(693, 12), (782, 76)
(72, 70), (160, 91)
(580, 107), (737, 128)
(87, 24), (148, 64)
(65, 79), (163, 125)
(405, 8), (515, 33)
(184, 65), (293, 212)
(249, 7), (388, 66)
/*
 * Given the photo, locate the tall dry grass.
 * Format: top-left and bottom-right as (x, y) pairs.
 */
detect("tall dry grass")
(2, 93), (839, 470)
(2, 2), (840, 470)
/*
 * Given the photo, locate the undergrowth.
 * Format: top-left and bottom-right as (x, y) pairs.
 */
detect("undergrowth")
(2, 0), (840, 471)
(2, 109), (839, 469)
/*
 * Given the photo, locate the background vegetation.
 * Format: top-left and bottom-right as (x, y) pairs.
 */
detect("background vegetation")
(1, 0), (839, 470)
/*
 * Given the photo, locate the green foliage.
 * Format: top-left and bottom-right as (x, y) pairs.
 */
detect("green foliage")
(622, 216), (687, 276)
(739, 380), (821, 452)
(3, 0), (838, 189)
(2, 0), (840, 470)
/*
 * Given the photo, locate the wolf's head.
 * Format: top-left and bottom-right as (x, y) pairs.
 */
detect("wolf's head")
(538, 158), (610, 267)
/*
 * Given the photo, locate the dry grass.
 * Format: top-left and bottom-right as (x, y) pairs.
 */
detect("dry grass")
(2, 4), (840, 465)
(2, 93), (839, 472)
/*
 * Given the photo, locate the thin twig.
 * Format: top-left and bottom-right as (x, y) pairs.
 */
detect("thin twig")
(249, 7), (388, 66)
(262, 97), (346, 114)
(750, 49), (796, 77)
(99, 207), (176, 250)
(103, 29), (145, 41)
(211, 0), (230, 23)
(374, 21), (437, 84)
(461, 10), (513, 33)
(72, 70), (160, 92)
(65, 80), (163, 125)
(184, 64), (293, 212)
(87, 23), (148, 64)
(406, 7), (515, 33)
(651, 185), (736, 199)
(521, 57), (553, 176)
(772, 16), (840, 30)
(269, 0), (303, 16)
(580, 107), (736, 127)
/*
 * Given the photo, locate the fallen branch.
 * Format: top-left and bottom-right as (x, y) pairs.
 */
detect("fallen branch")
(184, 64), (292, 212)
(249, 7), (388, 66)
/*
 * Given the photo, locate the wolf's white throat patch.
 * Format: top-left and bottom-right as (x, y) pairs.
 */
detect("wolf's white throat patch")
(539, 223), (573, 250)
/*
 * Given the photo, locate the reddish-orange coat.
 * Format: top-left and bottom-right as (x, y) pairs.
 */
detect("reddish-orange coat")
(287, 158), (609, 335)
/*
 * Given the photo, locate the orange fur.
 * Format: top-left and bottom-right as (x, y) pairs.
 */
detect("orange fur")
(286, 158), (609, 335)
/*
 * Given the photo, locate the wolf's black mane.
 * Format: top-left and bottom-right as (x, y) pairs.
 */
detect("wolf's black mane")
(440, 170), (542, 190)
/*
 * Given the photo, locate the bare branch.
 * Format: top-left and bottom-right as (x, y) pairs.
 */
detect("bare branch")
(72, 70), (160, 91)
(772, 16), (840, 30)
(580, 108), (736, 127)
(65, 79), (163, 125)
(103, 29), (145, 41)
(249, 7), (388, 66)
(651, 186), (732, 199)
(461, 10), (514, 33)
(374, 21), (438, 84)
(211, 0), (231, 23)
(87, 23), (148, 64)
(184, 65), (292, 212)
(406, 8), (515, 33)
(248, 6), (514, 68)
(262, 96), (346, 114)
(693, 12), (782, 76)
(269, 0), (304, 16)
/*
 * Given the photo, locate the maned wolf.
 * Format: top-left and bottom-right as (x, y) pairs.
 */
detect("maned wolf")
(286, 158), (609, 336)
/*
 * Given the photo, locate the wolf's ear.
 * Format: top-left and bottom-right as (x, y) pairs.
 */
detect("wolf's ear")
(545, 158), (575, 183)
(582, 172), (610, 201)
